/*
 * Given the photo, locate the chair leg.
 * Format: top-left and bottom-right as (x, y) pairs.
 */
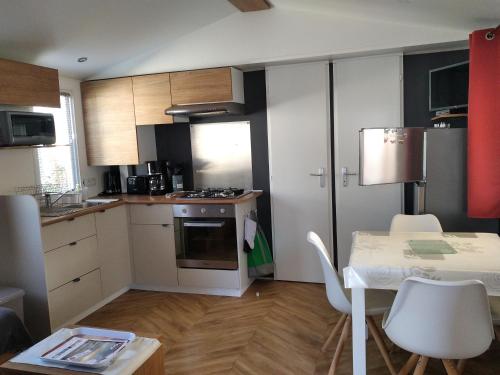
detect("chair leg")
(398, 353), (419, 375)
(322, 314), (348, 352)
(329, 315), (351, 375)
(366, 316), (397, 375)
(442, 359), (459, 375)
(412, 356), (428, 375)
(456, 359), (466, 375)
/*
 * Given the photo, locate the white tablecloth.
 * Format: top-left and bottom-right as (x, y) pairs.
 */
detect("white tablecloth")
(344, 231), (500, 294)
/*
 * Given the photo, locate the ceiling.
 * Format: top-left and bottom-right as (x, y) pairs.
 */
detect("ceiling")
(0, 0), (498, 80)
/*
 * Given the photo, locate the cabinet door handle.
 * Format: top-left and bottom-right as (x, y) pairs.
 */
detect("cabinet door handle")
(69, 241), (77, 246)
(98, 209), (106, 213)
(162, 224), (169, 227)
(146, 203), (153, 206)
(72, 277), (81, 283)
(67, 217), (75, 222)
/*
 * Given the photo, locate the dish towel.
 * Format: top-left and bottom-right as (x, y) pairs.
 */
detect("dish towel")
(244, 217), (273, 277)
(468, 27), (500, 218)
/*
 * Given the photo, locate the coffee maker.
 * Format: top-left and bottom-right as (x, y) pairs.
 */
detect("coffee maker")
(145, 160), (179, 193)
(102, 167), (121, 195)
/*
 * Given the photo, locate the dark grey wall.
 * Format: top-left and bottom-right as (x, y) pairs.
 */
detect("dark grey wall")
(155, 70), (273, 248)
(403, 49), (498, 233)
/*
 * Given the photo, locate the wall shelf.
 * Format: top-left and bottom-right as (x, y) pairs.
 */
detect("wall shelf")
(0, 144), (69, 150)
(431, 113), (468, 121)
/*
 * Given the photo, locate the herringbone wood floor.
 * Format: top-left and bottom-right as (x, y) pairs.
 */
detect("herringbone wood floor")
(79, 280), (500, 374)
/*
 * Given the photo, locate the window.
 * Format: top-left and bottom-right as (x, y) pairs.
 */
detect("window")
(34, 93), (80, 190)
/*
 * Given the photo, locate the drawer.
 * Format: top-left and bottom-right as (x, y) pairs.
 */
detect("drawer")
(129, 204), (173, 225)
(48, 269), (102, 329)
(178, 268), (240, 290)
(45, 236), (99, 291)
(42, 214), (96, 252)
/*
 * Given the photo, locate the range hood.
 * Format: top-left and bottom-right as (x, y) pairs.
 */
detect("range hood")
(165, 102), (245, 118)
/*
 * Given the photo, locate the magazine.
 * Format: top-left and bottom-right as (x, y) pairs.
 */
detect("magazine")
(41, 334), (129, 368)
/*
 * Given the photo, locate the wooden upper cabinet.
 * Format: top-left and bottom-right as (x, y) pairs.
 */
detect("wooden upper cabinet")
(132, 73), (173, 126)
(0, 58), (60, 107)
(81, 78), (139, 166)
(170, 67), (244, 105)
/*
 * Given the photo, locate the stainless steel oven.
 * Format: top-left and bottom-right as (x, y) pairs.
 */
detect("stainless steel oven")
(173, 204), (238, 270)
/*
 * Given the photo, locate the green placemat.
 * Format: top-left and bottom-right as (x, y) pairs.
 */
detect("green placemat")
(408, 240), (457, 254)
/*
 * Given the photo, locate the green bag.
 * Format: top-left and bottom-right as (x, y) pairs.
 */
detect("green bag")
(247, 226), (274, 277)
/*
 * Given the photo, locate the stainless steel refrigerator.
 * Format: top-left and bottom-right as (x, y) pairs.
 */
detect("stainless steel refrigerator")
(359, 127), (499, 233)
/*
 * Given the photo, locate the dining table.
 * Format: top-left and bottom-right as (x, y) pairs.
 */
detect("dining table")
(343, 231), (500, 375)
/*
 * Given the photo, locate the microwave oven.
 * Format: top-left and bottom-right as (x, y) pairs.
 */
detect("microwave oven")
(0, 111), (56, 146)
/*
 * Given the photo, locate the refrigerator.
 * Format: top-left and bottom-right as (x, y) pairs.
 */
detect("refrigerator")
(359, 127), (499, 233)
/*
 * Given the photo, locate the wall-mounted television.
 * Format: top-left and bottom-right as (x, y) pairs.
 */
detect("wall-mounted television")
(429, 61), (469, 112)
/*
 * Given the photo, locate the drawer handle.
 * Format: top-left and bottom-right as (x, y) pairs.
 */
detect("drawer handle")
(98, 209), (106, 213)
(162, 224), (169, 227)
(69, 241), (77, 246)
(146, 203), (154, 206)
(72, 277), (81, 283)
(67, 217), (75, 222)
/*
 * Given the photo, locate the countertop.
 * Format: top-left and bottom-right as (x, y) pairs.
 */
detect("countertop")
(40, 191), (263, 226)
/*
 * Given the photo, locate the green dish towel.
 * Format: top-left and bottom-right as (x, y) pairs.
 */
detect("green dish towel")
(247, 226), (274, 277)
(408, 240), (457, 255)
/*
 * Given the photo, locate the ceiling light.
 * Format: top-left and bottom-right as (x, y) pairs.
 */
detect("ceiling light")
(77, 57), (88, 63)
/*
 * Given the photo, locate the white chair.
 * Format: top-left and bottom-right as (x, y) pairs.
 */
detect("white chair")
(383, 277), (494, 375)
(307, 231), (397, 375)
(390, 214), (443, 232)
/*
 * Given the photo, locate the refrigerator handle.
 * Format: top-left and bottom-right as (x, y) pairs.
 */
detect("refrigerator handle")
(341, 167), (358, 187)
(413, 181), (426, 214)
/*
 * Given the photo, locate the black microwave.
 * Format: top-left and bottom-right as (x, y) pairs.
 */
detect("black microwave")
(0, 111), (56, 146)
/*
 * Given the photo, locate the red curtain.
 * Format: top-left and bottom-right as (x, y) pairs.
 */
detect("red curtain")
(468, 27), (500, 218)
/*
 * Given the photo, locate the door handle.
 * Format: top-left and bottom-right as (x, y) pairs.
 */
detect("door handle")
(309, 168), (326, 188)
(341, 167), (358, 187)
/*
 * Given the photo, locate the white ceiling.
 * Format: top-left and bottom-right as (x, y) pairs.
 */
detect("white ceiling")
(0, 0), (498, 80)
(0, 0), (236, 79)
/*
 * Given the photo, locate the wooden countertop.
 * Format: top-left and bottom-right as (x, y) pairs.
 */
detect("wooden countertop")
(40, 191), (263, 226)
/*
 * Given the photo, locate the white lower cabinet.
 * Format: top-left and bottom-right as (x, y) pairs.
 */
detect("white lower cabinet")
(44, 236), (99, 291)
(131, 224), (178, 287)
(178, 268), (239, 290)
(95, 205), (132, 298)
(48, 269), (102, 329)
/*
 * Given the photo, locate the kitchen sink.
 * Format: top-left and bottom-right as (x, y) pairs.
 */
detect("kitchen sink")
(40, 201), (109, 217)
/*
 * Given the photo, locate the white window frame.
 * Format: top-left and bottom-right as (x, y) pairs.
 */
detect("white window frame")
(34, 91), (81, 190)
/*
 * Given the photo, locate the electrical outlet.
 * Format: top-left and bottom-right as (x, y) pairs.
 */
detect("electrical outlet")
(83, 177), (97, 187)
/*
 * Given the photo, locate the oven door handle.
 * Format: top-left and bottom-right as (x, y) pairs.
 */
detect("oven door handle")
(183, 221), (225, 228)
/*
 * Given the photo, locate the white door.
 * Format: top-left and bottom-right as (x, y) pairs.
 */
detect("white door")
(267, 61), (332, 283)
(333, 55), (403, 270)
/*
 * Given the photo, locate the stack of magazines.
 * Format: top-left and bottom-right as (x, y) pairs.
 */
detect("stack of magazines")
(40, 328), (135, 369)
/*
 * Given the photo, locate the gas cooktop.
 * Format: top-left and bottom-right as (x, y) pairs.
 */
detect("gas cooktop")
(182, 188), (246, 199)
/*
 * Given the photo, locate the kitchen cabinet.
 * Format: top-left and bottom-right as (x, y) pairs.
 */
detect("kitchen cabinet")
(95, 205), (132, 298)
(0, 58), (60, 108)
(131, 224), (178, 287)
(41, 215), (102, 330)
(170, 67), (244, 105)
(48, 269), (102, 329)
(132, 73), (173, 126)
(129, 204), (174, 225)
(81, 78), (140, 166)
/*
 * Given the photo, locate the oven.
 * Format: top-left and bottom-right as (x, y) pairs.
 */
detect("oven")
(173, 204), (238, 270)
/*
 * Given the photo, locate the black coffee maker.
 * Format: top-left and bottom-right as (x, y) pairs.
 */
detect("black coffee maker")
(102, 166), (121, 195)
(145, 160), (178, 193)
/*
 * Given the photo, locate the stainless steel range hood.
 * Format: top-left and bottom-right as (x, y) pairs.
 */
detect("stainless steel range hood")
(165, 102), (245, 118)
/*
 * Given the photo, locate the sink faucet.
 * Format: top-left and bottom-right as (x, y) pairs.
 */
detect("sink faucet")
(44, 189), (74, 208)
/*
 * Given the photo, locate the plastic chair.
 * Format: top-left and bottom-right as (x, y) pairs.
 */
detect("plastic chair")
(390, 214), (443, 232)
(383, 277), (494, 375)
(307, 231), (397, 375)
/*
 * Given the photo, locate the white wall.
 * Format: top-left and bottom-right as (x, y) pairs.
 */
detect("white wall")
(92, 7), (470, 79)
(0, 76), (106, 197)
